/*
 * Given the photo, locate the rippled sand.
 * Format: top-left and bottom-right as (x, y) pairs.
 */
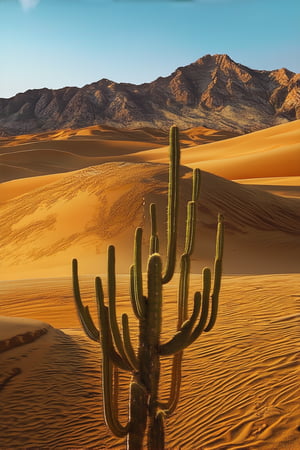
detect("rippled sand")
(1, 274), (299, 449)
(1, 120), (299, 448)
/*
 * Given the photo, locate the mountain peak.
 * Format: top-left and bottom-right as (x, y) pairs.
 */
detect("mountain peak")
(0, 55), (298, 136)
(195, 53), (234, 65)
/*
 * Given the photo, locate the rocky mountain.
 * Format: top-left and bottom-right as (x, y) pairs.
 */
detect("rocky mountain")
(0, 54), (299, 135)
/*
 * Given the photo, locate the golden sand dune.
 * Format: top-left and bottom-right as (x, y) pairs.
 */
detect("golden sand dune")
(0, 124), (236, 148)
(0, 275), (299, 449)
(0, 124), (236, 182)
(1, 121), (299, 449)
(1, 162), (299, 280)
(0, 141), (143, 183)
(1, 121), (298, 186)
(0, 171), (67, 203)
(133, 120), (300, 181)
(0, 124), (169, 148)
(235, 176), (300, 198)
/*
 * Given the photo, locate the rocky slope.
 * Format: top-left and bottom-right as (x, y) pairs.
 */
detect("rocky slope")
(0, 54), (299, 135)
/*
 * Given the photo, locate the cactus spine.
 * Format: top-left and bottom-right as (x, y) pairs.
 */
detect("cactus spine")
(72, 125), (224, 449)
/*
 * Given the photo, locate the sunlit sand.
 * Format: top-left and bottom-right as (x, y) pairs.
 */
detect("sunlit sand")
(1, 275), (299, 449)
(1, 121), (299, 448)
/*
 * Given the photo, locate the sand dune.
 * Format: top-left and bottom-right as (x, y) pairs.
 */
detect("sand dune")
(0, 274), (299, 449)
(1, 162), (299, 280)
(133, 120), (300, 181)
(234, 176), (300, 198)
(0, 124), (236, 182)
(0, 124), (236, 149)
(1, 121), (299, 448)
(0, 171), (68, 203)
(184, 120), (300, 181)
(1, 121), (298, 188)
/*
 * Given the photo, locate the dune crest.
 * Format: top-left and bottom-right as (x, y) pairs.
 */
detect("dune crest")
(0, 123), (236, 183)
(0, 162), (299, 280)
(133, 119), (300, 181)
(1, 120), (298, 189)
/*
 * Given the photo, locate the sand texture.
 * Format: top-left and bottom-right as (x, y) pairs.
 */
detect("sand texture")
(0, 124), (237, 183)
(0, 275), (299, 449)
(1, 120), (298, 185)
(1, 122), (300, 281)
(1, 162), (300, 280)
(0, 120), (299, 448)
(129, 120), (300, 180)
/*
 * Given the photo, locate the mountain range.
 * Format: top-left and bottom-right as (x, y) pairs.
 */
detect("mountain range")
(1, 54), (299, 136)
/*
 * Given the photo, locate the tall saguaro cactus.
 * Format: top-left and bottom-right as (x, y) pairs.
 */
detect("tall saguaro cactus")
(72, 125), (224, 449)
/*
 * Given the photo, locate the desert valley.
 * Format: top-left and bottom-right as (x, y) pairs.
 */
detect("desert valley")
(0, 54), (299, 449)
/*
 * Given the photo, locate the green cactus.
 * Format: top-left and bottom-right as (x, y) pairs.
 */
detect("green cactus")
(72, 125), (224, 449)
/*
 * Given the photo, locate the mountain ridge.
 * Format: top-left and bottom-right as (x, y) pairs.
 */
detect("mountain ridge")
(1, 54), (299, 136)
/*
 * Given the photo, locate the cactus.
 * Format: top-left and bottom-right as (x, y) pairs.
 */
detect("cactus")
(72, 125), (224, 449)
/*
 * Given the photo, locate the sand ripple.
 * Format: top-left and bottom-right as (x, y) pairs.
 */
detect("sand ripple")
(0, 274), (299, 449)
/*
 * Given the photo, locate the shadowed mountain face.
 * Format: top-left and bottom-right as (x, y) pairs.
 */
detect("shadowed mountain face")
(1, 54), (299, 136)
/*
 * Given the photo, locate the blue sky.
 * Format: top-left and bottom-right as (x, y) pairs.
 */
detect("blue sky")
(0, 0), (299, 98)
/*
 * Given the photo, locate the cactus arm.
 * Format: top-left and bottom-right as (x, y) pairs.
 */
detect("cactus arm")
(83, 305), (100, 340)
(72, 258), (100, 342)
(149, 203), (159, 254)
(202, 267), (212, 307)
(129, 264), (141, 320)
(150, 202), (157, 235)
(107, 246), (136, 371)
(103, 345), (128, 437)
(159, 291), (201, 356)
(185, 169), (200, 256)
(192, 168), (201, 202)
(204, 260), (222, 332)
(204, 214), (224, 332)
(95, 277), (131, 372)
(95, 277), (130, 437)
(184, 201), (196, 256)
(112, 364), (119, 422)
(150, 236), (159, 258)
(186, 268), (211, 345)
(177, 253), (191, 327)
(167, 352), (182, 414)
(162, 125), (180, 284)
(188, 290), (210, 345)
(122, 313), (139, 371)
(132, 228), (146, 318)
(177, 170), (200, 326)
(147, 253), (163, 344)
(216, 214), (225, 260)
(158, 352), (183, 415)
(150, 236), (159, 257)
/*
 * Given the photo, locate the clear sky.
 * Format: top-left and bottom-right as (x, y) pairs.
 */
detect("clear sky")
(1, 0), (299, 98)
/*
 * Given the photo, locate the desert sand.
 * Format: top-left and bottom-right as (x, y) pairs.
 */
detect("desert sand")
(1, 275), (299, 449)
(1, 120), (299, 280)
(0, 120), (299, 448)
(0, 162), (300, 280)
(0, 124), (236, 183)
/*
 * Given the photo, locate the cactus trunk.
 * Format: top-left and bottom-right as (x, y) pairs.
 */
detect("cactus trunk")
(127, 381), (148, 449)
